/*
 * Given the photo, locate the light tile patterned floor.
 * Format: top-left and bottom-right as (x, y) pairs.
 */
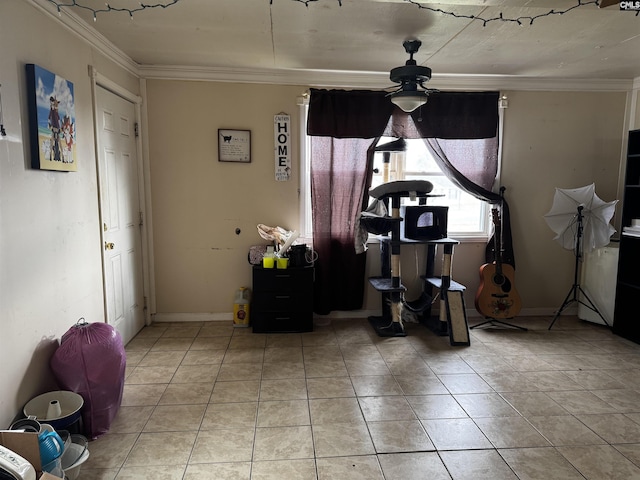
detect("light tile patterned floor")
(80, 316), (640, 479)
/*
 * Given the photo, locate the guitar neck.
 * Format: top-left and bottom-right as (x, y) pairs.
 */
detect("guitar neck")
(492, 207), (504, 274)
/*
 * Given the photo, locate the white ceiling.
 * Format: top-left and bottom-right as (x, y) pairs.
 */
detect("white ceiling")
(35, 0), (640, 89)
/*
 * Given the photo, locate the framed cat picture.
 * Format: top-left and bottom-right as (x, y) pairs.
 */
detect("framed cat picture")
(218, 129), (251, 163)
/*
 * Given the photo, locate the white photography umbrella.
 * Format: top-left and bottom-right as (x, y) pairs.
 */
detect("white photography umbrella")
(544, 183), (617, 254)
(544, 183), (618, 330)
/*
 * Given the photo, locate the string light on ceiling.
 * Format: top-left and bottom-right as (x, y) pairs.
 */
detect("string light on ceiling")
(48, 0), (180, 21)
(401, 0), (632, 25)
(46, 0), (630, 23)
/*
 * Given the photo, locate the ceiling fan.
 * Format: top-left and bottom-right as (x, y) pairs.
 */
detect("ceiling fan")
(387, 39), (437, 113)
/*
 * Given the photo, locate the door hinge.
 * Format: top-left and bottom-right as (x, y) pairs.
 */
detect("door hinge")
(134, 122), (139, 137)
(139, 211), (144, 226)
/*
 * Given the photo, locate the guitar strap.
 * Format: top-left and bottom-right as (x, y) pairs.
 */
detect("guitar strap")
(499, 193), (505, 264)
(485, 189), (516, 269)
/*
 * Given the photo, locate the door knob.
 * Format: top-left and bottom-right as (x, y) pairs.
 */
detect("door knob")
(105, 242), (115, 250)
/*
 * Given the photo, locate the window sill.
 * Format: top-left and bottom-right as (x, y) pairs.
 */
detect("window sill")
(366, 234), (489, 245)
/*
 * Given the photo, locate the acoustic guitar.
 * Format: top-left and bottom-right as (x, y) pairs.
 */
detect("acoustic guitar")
(475, 207), (522, 319)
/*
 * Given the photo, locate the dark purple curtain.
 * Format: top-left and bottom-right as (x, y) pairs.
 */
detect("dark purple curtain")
(310, 138), (378, 314)
(308, 89), (393, 314)
(308, 89), (504, 314)
(425, 138), (499, 197)
(382, 100), (514, 267)
(307, 89), (394, 138)
(423, 138), (515, 267)
(409, 91), (500, 139)
(383, 95), (514, 266)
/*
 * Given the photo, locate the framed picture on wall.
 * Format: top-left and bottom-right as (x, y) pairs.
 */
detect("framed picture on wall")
(218, 129), (251, 163)
(25, 64), (77, 172)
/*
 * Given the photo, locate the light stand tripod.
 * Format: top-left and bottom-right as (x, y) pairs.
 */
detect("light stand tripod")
(548, 206), (610, 330)
(471, 316), (527, 331)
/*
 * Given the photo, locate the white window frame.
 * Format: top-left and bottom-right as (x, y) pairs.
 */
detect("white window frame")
(298, 94), (312, 242)
(297, 96), (505, 243)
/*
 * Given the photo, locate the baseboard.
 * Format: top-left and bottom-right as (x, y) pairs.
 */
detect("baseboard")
(515, 306), (578, 317)
(152, 313), (232, 323)
(151, 306), (577, 324)
(314, 309), (381, 320)
(316, 307), (577, 319)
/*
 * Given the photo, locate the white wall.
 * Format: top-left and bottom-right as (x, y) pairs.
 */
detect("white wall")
(0, 0), (139, 427)
(145, 80), (303, 316)
(145, 83), (627, 320)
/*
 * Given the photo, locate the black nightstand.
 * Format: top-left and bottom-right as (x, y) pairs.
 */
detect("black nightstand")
(251, 266), (314, 333)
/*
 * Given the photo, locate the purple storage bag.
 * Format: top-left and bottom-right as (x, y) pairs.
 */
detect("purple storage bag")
(50, 318), (126, 439)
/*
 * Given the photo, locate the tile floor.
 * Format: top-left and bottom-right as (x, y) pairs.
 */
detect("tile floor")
(80, 315), (640, 479)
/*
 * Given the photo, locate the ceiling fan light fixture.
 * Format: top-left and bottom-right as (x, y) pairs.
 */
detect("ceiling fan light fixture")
(387, 39), (434, 112)
(390, 90), (428, 112)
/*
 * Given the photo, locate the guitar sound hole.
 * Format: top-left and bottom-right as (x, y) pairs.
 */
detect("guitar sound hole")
(492, 274), (512, 292)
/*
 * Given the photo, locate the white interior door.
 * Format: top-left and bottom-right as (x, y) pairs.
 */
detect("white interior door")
(96, 86), (145, 345)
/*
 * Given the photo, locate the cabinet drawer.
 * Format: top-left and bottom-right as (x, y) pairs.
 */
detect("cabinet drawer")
(252, 265), (314, 334)
(253, 267), (313, 291)
(252, 311), (313, 333)
(252, 290), (312, 311)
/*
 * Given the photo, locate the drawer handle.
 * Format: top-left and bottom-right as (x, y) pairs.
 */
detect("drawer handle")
(275, 295), (291, 299)
(275, 274), (292, 278)
(275, 317), (292, 320)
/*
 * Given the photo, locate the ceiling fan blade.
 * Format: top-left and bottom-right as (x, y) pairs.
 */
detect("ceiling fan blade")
(598, 0), (618, 8)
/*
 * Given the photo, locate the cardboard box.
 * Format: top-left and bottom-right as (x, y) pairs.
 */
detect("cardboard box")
(0, 430), (63, 479)
(40, 474), (63, 480)
(0, 430), (41, 471)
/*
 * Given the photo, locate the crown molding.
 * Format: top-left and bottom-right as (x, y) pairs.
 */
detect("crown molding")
(30, 0), (636, 93)
(138, 64), (633, 92)
(29, 0), (138, 76)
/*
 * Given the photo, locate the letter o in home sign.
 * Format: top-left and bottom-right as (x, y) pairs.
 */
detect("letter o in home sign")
(274, 114), (291, 181)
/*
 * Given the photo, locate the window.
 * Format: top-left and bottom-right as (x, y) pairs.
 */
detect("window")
(298, 101), (496, 242)
(370, 137), (490, 239)
(298, 96), (313, 241)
